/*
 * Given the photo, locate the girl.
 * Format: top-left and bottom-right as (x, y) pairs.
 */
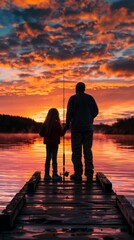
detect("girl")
(40, 108), (63, 181)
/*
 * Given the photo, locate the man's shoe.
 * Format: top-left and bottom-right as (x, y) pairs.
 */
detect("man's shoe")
(86, 173), (93, 182)
(44, 174), (51, 181)
(70, 174), (82, 181)
(52, 174), (62, 181)
(86, 175), (93, 182)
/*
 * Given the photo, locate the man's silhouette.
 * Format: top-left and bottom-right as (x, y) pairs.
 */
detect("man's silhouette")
(64, 82), (99, 181)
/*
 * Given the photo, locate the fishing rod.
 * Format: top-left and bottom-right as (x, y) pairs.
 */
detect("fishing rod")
(62, 68), (69, 181)
(63, 70), (66, 180)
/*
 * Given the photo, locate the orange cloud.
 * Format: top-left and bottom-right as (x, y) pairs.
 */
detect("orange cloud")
(10, 0), (50, 8)
(95, 1), (134, 35)
(97, 33), (115, 43)
(97, 7), (128, 31)
(17, 23), (41, 40)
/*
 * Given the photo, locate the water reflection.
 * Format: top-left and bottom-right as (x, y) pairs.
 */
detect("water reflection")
(0, 133), (38, 149)
(0, 133), (133, 212)
(105, 134), (134, 149)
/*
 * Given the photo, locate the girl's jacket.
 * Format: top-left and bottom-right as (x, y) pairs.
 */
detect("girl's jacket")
(39, 121), (63, 145)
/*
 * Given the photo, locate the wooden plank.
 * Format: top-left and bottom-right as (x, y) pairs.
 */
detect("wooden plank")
(26, 192), (115, 200)
(39, 182), (100, 188)
(20, 206), (121, 216)
(96, 172), (112, 192)
(35, 183), (114, 196)
(23, 203), (119, 210)
(27, 171), (41, 192)
(40, 180), (98, 185)
(16, 217), (126, 226)
(1, 225), (134, 240)
(116, 195), (134, 235)
(32, 189), (110, 196)
(17, 208), (126, 223)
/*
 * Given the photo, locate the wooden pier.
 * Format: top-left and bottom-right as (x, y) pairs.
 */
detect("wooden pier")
(0, 171), (134, 240)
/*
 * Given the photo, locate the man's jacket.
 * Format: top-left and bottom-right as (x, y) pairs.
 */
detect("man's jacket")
(65, 92), (99, 132)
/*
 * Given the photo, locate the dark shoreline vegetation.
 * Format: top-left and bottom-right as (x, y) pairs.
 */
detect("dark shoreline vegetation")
(95, 116), (134, 134)
(0, 114), (42, 133)
(0, 114), (134, 134)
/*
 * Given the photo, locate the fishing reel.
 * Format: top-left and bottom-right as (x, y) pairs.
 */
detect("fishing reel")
(60, 171), (69, 177)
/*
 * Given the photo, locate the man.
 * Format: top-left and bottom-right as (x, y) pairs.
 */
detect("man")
(64, 82), (99, 181)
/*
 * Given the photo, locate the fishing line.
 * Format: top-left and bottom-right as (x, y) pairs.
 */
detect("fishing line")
(63, 70), (65, 180)
(62, 68), (69, 180)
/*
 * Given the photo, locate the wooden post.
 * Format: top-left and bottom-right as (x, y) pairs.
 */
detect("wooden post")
(0, 171), (41, 229)
(116, 195), (134, 235)
(27, 171), (41, 192)
(96, 172), (112, 192)
(0, 192), (26, 229)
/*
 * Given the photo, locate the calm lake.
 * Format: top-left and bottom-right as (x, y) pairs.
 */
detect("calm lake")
(0, 133), (134, 212)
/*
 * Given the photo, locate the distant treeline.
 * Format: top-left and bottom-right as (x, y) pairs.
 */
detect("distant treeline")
(0, 114), (42, 133)
(94, 116), (134, 134)
(0, 114), (134, 134)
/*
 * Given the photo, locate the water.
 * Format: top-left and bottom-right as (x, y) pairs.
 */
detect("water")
(0, 133), (134, 212)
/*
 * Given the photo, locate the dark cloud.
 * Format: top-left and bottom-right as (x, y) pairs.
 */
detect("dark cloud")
(26, 7), (51, 18)
(129, 37), (134, 44)
(107, 58), (134, 73)
(0, 9), (19, 26)
(26, 22), (44, 32)
(17, 7), (51, 22)
(49, 46), (73, 60)
(88, 44), (107, 56)
(64, 27), (82, 40)
(19, 73), (32, 78)
(42, 71), (54, 78)
(64, 7), (81, 16)
(111, 0), (134, 12)
(0, 7), (51, 32)
(83, 3), (94, 13)
(0, 41), (9, 51)
(74, 21), (94, 35)
(15, 55), (35, 66)
(56, 0), (66, 3)
(123, 47), (134, 57)
(31, 34), (50, 50)
(8, 37), (20, 47)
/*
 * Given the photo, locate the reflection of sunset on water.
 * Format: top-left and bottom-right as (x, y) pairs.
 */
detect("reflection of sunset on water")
(0, 133), (134, 212)
(93, 134), (134, 172)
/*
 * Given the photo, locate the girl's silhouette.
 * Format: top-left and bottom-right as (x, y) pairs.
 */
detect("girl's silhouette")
(40, 108), (63, 181)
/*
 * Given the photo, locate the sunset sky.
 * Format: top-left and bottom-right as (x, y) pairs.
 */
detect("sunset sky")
(0, 0), (134, 124)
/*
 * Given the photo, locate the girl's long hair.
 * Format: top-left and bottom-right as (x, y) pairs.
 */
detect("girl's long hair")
(44, 108), (60, 136)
